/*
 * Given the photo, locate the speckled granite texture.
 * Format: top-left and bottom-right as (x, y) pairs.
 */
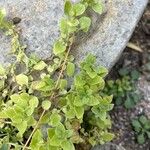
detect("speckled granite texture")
(0, 0), (148, 69)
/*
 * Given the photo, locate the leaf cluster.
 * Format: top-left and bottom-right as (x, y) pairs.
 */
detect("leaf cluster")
(0, 1), (114, 150)
(131, 115), (150, 144)
(104, 68), (141, 109)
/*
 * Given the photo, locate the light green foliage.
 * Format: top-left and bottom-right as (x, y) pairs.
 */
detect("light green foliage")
(131, 115), (150, 144)
(104, 68), (141, 109)
(0, 1), (113, 149)
(16, 74), (28, 86)
(42, 100), (51, 110)
(33, 61), (47, 71)
(67, 62), (75, 77)
(0, 8), (13, 30)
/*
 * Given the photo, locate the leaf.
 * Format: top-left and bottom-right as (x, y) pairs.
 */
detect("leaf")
(55, 123), (66, 139)
(31, 81), (46, 90)
(124, 98), (135, 109)
(42, 100), (51, 110)
(139, 115), (147, 125)
(131, 70), (140, 80)
(146, 131), (150, 139)
(61, 140), (75, 150)
(16, 74), (28, 86)
(118, 68), (129, 76)
(0, 144), (9, 150)
(79, 17), (91, 32)
(60, 18), (68, 35)
(53, 40), (66, 55)
(74, 96), (86, 107)
(74, 75), (86, 87)
(64, 0), (72, 16)
(67, 62), (75, 77)
(131, 119), (141, 132)
(144, 120), (150, 130)
(15, 121), (27, 136)
(92, 2), (103, 14)
(85, 67), (97, 79)
(30, 129), (44, 149)
(29, 96), (39, 108)
(102, 132), (114, 142)
(97, 66), (108, 77)
(33, 61), (47, 71)
(74, 106), (84, 119)
(87, 96), (100, 106)
(50, 135), (62, 147)
(59, 79), (67, 89)
(10, 94), (20, 103)
(65, 109), (75, 119)
(48, 128), (55, 139)
(89, 76), (104, 86)
(0, 64), (5, 76)
(0, 9), (6, 29)
(73, 3), (86, 16)
(137, 134), (145, 144)
(50, 112), (61, 126)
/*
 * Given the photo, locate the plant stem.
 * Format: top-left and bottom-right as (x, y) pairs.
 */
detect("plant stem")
(22, 38), (74, 150)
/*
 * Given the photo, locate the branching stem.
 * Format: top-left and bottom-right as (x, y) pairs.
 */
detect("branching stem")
(22, 38), (74, 150)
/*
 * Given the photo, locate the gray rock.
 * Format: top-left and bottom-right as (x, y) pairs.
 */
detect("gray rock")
(0, 0), (148, 69)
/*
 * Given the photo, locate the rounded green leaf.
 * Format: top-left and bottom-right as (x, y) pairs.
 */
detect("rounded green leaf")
(50, 112), (61, 126)
(73, 3), (86, 16)
(42, 100), (51, 110)
(92, 3), (103, 14)
(59, 79), (67, 89)
(16, 74), (28, 86)
(33, 61), (47, 71)
(139, 115), (147, 125)
(67, 62), (75, 77)
(29, 96), (39, 108)
(137, 134), (145, 144)
(74, 106), (84, 119)
(64, 0), (73, 16)
(61, 140), (75, 150)
(131, 119), (142, 132)
(102, 132), (115, 142)
(79, 17), (91, 32)
(53, 40), (66, 55)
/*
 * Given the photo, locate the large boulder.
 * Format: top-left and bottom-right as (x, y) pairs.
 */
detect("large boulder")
(0, 0), (148, 69)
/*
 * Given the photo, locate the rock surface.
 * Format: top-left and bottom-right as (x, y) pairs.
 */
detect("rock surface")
(0, 0), (148, 69)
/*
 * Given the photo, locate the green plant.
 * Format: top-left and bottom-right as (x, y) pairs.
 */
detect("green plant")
(131, 115), (150, 144)
(0, 1), (114, 150)
(104, 67), (141, 109)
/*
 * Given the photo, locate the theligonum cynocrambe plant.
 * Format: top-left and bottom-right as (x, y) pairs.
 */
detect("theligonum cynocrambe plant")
(0, 0), (114, 149)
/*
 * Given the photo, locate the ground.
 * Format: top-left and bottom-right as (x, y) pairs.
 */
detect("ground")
(109, 2), (150, 150)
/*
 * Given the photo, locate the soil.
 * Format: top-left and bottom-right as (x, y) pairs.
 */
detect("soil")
(108, 2), (150, 150)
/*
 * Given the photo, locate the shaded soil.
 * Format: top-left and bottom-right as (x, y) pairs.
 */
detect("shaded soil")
(109, 2), (150, 150)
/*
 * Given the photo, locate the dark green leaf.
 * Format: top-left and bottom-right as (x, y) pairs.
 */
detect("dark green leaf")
(131, 119), (142, 132)
(137, 134), (145, 144)
(131, 70), (140, 80)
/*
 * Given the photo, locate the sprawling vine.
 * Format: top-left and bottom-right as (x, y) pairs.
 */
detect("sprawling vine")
(0, 0), (114, 150)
